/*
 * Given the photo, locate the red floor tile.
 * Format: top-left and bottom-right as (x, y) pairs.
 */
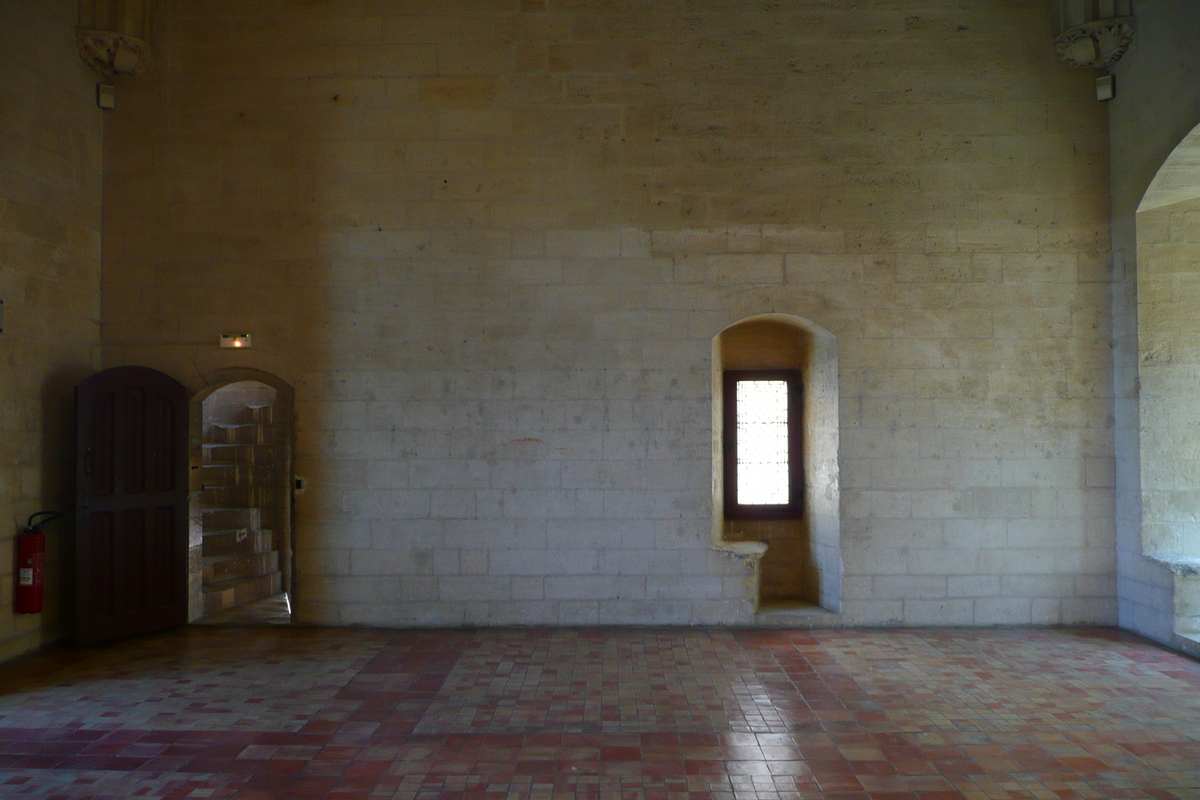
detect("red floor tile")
(0, 627), (1196, 798)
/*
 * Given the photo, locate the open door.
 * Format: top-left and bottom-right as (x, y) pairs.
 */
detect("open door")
(75, 366), (189, 645)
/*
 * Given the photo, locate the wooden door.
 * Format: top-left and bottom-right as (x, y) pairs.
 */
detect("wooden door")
(75, 366), (189, 645)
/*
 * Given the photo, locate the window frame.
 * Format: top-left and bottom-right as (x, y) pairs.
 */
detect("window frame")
(722, 369), (803, 520)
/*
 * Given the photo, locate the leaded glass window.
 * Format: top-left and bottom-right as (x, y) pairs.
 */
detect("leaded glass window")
(723, 370), (802, 519)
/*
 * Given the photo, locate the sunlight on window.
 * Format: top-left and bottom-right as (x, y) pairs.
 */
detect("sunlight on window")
(736, 379), (789, 505)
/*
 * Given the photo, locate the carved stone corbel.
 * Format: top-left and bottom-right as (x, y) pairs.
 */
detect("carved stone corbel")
(75, 28), (151, 77)
(75, 0), (156, 78)
(1054, 17), (1136, 69)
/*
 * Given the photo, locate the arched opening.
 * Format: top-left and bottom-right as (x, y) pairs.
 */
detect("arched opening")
(188, 370), (295, 625)
(712, 314), (842, 613)
(1136, 120), (1200, 642)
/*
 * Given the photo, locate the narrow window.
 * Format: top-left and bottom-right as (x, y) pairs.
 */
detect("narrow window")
(723, 370), (802, 519)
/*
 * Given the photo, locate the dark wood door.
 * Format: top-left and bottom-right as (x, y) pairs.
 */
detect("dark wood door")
(75, 366), (189, 645)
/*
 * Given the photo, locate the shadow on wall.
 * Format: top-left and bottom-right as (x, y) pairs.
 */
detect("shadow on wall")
(711, 314), (842, 612)
(37, 366), (95, 644)
(100, 3), (332, 623)
(1136, 119), (1200, 640)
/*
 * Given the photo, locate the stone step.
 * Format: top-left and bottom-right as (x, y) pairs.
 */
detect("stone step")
(202, 528), (274, 556)
(207, 423), (272, 445)
(201, 464), (276, 488)
(203, 550), (279, 582)
(202, 443), (274, 465)
(202, 571), (282, 617)
(200, 485), (279, 508)
(236, 404), (273, 426)
(193, 592), (291, 626)
(202, 507), (262, 531)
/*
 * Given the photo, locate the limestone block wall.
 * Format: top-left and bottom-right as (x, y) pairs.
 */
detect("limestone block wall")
(1109, 0), (1200, 651)
(101, 0), (1115, 627)
(0, 0), (103, 660)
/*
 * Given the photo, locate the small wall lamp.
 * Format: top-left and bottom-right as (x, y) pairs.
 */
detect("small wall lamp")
(220, 334), (252, 349)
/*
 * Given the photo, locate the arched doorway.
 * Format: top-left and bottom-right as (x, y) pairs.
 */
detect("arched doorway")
(188, 370), (295, 624)
(1136, 120), (1200, 643)
(711, 314), (842, 614)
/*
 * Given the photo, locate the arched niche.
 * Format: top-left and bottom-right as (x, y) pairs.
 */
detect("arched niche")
(187, 368), (296, 623)
(711, 314), (842, 612)
(1136, 119), (1200, 640)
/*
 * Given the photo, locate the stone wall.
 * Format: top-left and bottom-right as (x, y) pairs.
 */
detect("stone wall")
(0, 0), (103, 660)
(1109, 0), (1200, 652)
(102, 0), (1115, 627)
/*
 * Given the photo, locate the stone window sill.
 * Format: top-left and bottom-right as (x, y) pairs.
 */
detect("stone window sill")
(1146, 553), (1200, 575)
(714, 540), (768, 559)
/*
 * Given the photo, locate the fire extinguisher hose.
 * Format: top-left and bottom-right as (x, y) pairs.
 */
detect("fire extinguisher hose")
(25, 511), (63, 531)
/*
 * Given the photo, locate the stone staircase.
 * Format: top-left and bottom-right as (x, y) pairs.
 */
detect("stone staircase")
(200, 404), (282, 617)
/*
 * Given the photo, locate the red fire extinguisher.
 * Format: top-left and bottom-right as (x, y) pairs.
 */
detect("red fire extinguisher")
(15, 511), (61, 614)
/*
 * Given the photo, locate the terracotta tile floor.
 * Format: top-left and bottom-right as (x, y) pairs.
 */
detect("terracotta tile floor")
(1, 627), (1198, 799)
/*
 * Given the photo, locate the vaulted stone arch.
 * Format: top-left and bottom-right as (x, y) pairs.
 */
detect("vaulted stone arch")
(1139, 125), (1200, 213)
(1136, 120), (1200, 643)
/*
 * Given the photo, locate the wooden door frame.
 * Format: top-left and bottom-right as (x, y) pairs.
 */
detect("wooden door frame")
(187, 368), (296, 622)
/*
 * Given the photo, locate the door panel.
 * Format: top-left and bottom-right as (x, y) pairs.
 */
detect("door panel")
(76, 367), (189, 645)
